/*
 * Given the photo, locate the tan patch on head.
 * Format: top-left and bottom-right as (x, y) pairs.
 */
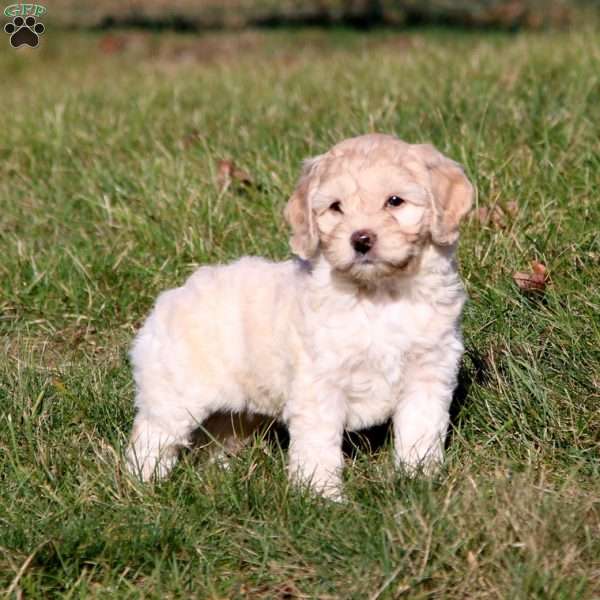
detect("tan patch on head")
(410, 144), (474, 246)
(284, 155), (325, 259)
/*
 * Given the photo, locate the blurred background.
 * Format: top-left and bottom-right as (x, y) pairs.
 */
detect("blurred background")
(41, 0), (597, 30)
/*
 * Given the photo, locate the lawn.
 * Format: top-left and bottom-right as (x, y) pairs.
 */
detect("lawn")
(0, 26), (599, 599)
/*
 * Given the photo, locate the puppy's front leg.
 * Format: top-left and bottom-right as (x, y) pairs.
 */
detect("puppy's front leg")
(393, 342), (462, 475)
(285, 383), (346, 500)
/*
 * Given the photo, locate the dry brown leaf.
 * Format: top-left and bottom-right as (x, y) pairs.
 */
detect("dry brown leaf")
(98, 34), (127, 55)
(474, 206), (490, 224)
(182, 129), (203, 148)
(475, 206), (506, 228)
(513, 261), (549, 293)
(475, 202), (519, 229)
(216, 159), (253, 191)
(505, 200), (519, 216)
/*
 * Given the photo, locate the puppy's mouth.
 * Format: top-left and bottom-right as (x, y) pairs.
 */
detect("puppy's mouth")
(354, 255), (376, 266)
(320, 234), (420, 284)
(354, 250), (412, 269)
(340, 253), (414, 282)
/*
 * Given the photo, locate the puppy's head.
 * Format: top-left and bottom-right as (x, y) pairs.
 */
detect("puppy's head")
(284, 134), (474, 284)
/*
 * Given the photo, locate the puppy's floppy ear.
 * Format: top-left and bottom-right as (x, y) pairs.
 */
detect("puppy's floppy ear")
(284, 155), (324, 259)
(415, 144), (474, 246)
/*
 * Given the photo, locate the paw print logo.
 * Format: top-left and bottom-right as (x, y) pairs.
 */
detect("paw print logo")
(4, 15), (44, 48)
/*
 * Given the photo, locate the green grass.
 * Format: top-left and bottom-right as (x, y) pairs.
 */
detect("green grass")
(1, 27), (599, 598)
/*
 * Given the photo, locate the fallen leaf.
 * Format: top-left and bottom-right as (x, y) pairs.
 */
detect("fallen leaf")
(531, 261), (547, 277)
(467, 550), (478, 569)
(513, 261), (549, 293)
(216, 159), (253, 191)
(505, 200), (519, 216)
(182, 129), (203, 148)
(98, 34), (127, 55)
(474, 206), (490, 224)
(475, 201), (519, 228)
(475, 206), (504, 228)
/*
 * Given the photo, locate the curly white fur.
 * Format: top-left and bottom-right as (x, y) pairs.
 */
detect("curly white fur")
(126, 134), (473, 498)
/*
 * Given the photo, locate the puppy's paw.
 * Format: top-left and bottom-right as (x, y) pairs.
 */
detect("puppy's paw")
(288, 465), (344, 501)
(125, 444), (178, 482)
(395, 444), (444, 478)
(313, 480), (345, 502)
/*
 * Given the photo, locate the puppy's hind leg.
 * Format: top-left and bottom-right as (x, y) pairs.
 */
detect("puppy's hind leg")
(126, 399), (209, 482)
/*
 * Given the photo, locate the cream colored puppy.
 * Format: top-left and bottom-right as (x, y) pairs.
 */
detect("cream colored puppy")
(127, 133), (474, 498)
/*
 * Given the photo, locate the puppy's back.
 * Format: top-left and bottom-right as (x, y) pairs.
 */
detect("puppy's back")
(131, 257), (302, 415)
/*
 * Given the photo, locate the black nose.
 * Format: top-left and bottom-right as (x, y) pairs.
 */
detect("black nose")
(350, 229), (377, 254)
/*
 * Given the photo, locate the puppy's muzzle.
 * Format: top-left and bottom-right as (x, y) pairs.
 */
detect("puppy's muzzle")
(350, 229), (377, 255)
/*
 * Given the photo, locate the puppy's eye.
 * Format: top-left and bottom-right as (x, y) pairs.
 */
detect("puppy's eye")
(329, 201), (343, 213)
(386, 195), (405, 208)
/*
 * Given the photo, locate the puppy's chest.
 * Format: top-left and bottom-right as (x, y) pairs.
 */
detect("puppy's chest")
(315, 299), (432, 391)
